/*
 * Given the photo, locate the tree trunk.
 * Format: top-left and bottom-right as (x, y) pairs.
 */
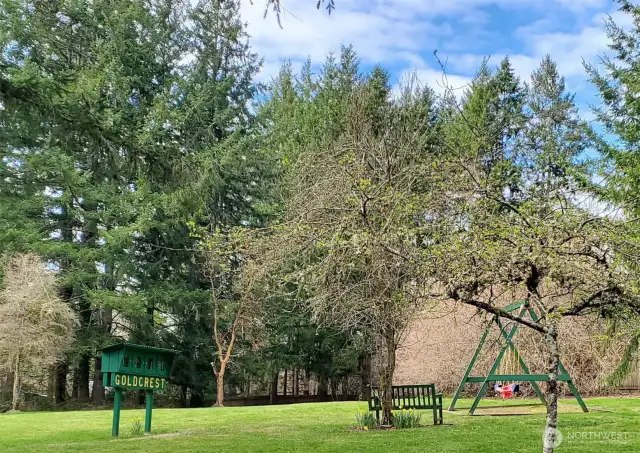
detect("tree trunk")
(1, 370), (14, 402)
(331, 378), (338, 400)
(303, 370), (310, 396)
(93, 307), (112, 405)
(293, 369), (299, 401)
(92, 355), (105, 404)
(270, 372), (278, 404)
(542, 325), (560, 453)
(47, 366), (55, 404)
(215, 363), (226, 407)
(11, 355), (20, 411)
(283, 369), (288, 396)
(318, 376), (328, 399)
(341, 376), (349, 401)
(180, 385), (188, 408)
(359, 354), (372, 402)
(244, 376), (251, 398)
(71, 367), (79, 400)
(378, 328), (397, 425)
(55, 360), (68, 404)
(77, 354), (91, 402)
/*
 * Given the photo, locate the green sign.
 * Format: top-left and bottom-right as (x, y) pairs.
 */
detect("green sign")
(101, 343), (177, 437)
(106, 373), (167, 390)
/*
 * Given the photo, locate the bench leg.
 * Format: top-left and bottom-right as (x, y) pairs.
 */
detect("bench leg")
(439, 396), (443, 424)
(376, 409), (380, 424)
(432, 405), (438, 425)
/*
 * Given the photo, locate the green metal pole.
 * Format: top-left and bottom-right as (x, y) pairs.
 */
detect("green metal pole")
(145, 390), (154, 433)
(468, 343), (510, 415)
(469, 306), (526, 415)
(527, 308), (588, 413)
(566, 379), (588, 412)
(112, 387), (122, 437)
(495, 318), (546, 405)
(449, 318), (492, 411)
(559, 359), (588, 413)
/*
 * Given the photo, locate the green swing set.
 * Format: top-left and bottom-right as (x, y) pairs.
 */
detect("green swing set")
(448, 300), (588, 415)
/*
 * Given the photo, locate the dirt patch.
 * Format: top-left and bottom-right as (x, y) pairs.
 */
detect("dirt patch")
(448, 402), (599, 417)
(118, 429), (217, 441)
(347, 424), (454, 432)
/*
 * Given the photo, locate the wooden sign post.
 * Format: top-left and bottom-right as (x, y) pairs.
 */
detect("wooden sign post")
(101, 343), (177, 437)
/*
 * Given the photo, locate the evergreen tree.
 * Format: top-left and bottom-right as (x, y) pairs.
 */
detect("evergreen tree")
(586, 0), (640, 393)
(587, 0), (640, 212)
(431, 54), (637, 453)
(0, 0), (184, 403)
(0, 0), (273, 406)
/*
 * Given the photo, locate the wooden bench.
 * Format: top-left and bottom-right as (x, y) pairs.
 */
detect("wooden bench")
(368, 384), (443, 425)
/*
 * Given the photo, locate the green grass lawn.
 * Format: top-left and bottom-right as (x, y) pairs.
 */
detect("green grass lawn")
(1, 397), (639, 452)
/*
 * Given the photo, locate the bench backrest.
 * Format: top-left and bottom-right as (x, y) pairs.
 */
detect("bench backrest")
(368, 384), (438, 410)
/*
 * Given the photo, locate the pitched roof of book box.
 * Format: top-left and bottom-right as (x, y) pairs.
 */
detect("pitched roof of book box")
(100, 343), (179, 355)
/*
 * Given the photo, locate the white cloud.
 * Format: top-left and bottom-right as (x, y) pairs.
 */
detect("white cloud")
(243, 0), (613, 83)
(556, 0), (607, 13)
(503, 6), (632, 91)
(416, 4), (623, 94)
(519, 26), (608, 78)
(379, 0), (604, 16)
(242, 0), (640, 112)
(242, 1), (443, 69)
(395, 68), (472, 97)
(428, 53), (539, 81)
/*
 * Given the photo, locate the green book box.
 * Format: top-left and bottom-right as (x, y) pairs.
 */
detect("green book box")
(100, 343), (178, 436)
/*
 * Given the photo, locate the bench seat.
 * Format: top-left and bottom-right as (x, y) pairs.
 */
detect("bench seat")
(368, 384), (443, 425)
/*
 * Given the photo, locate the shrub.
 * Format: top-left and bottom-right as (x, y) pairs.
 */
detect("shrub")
(355, 409), (377, 430)
(392, 408), (421, 429)
(129, 417), (144, 436)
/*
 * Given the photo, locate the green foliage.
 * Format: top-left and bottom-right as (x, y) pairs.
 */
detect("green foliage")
(354, 408), (377, 430)
(128, 417), (143, 436)
(3, 0), (634, 417)
(606, 333), (639, 387)
(392, 408), (422, 429)
(586, 0), (640, 385)
(587, 0), (640, 212)
(0, 0), (278, 405)
(251, 50), (443, 425)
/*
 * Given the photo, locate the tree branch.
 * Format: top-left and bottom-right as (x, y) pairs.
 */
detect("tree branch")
(448, 289), (547, 334)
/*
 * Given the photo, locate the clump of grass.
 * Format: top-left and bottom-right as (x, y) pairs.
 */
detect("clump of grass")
(392, 408), (421, 429)
(355, 409), (377, 430)
(129, 417), (144, 436)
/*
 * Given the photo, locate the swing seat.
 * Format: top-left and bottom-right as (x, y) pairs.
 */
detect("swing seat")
(448, 300), (589, 415)
(494, 383), (519, 399)
(500, 389), (512, 399)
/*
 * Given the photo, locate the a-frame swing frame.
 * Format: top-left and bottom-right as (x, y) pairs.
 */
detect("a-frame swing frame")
(448, 300), (588, 415)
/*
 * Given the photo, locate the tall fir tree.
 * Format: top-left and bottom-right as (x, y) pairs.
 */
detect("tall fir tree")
(0, 0), (274, 406)
(586, 0), (640, 392)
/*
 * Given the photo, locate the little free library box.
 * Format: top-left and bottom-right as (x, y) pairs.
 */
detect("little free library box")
(101, 343), (178, 436)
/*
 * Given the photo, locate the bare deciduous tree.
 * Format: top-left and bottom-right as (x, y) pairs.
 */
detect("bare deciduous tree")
(426, 56), (640, 453)
(197, 228), (260, 407)
(244, 80), (444, 424)
(0, 253), (77, 411)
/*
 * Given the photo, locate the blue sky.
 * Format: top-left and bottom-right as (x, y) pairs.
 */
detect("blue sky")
(241, 0), (633, 120)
